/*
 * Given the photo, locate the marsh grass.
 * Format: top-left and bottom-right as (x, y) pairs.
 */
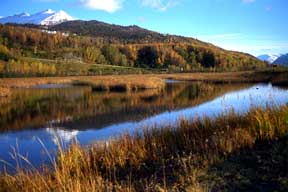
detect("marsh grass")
(0, 75), (165, 90)
(73, 76), (165, 92)
(0, 87), (10, 97)
(1, 70), (288, 95)
(161, 70), (288, 85)
(0, 106), (288, 191)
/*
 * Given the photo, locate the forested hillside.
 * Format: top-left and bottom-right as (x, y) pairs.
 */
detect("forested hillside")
(0, 23), (265, 77)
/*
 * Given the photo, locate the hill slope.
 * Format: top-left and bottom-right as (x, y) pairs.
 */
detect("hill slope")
(48, 20), (214, 46)
(0, 18), (265, 76)
(49, 20), (165, 43)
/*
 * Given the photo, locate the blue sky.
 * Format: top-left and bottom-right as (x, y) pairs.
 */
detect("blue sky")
(0, 0), (287, 56)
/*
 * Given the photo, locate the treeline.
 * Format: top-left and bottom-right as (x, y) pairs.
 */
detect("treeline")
(83, 44), (265, 71)
(0, 24), (266, 76)
(0, 25), (103, 52)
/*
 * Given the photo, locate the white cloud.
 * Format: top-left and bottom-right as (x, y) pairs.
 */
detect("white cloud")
(197, 33), (288, 56)
(142, 0), (178, 11)
(138, 17), (146, 23)
(216, 43), (288, 56)
(242, 0), (256, 4)
(198, 33), (243, 41)
(79, 0), (123, 12)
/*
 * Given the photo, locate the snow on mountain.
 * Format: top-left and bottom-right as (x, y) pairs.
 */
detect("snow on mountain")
(0, 9), (74, 25)
(257, 54), (282, 63)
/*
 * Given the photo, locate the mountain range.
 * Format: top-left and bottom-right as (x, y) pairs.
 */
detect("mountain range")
(257, 54), (282, 63)
(0, 9), (74, 25)
(273, 54), (288, 66)
(257, 54), (288, 66)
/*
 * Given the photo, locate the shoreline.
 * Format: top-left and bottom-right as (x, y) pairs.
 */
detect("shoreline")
(160, 70), (288, 85)
(1, 70), (287, 89)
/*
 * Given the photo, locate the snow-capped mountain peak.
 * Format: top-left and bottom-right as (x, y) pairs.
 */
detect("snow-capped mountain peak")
(257, 54), (282, 63)
(0, 9), (74, 25)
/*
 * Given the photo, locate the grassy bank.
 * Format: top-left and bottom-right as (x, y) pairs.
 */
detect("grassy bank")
(1, 69), (288, 89)
(0, 106), (287, 191)
(72, 76), (165, 92)
(0, 75), (165, 91)
(161, 70), (288, 85)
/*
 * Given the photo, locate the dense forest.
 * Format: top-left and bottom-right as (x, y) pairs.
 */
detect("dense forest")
(0, 23), (266, 77)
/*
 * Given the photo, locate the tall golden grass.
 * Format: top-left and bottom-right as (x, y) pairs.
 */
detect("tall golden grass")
(0, 75), (165, 90)
(161, 70), (288, 85)
(0, 106), (287, 191)
(72, 76), (165, 92)
(0, 87), (10, 97)
(1, 70), (288, 90)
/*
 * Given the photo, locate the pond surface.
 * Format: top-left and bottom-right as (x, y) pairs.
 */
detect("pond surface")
(0, 81), (288, 172)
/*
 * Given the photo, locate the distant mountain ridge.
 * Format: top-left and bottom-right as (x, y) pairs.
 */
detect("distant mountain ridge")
(48, 20), (167, 43)
(273, 54), (288, 66)
(257, 54), (282, 63)
(0, 9), (74, 25)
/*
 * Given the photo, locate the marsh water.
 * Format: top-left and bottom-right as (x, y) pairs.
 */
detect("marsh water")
(0, 81), (288, 172)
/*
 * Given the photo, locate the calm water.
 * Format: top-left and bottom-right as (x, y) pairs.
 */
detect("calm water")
(0, 81), (288, 172)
